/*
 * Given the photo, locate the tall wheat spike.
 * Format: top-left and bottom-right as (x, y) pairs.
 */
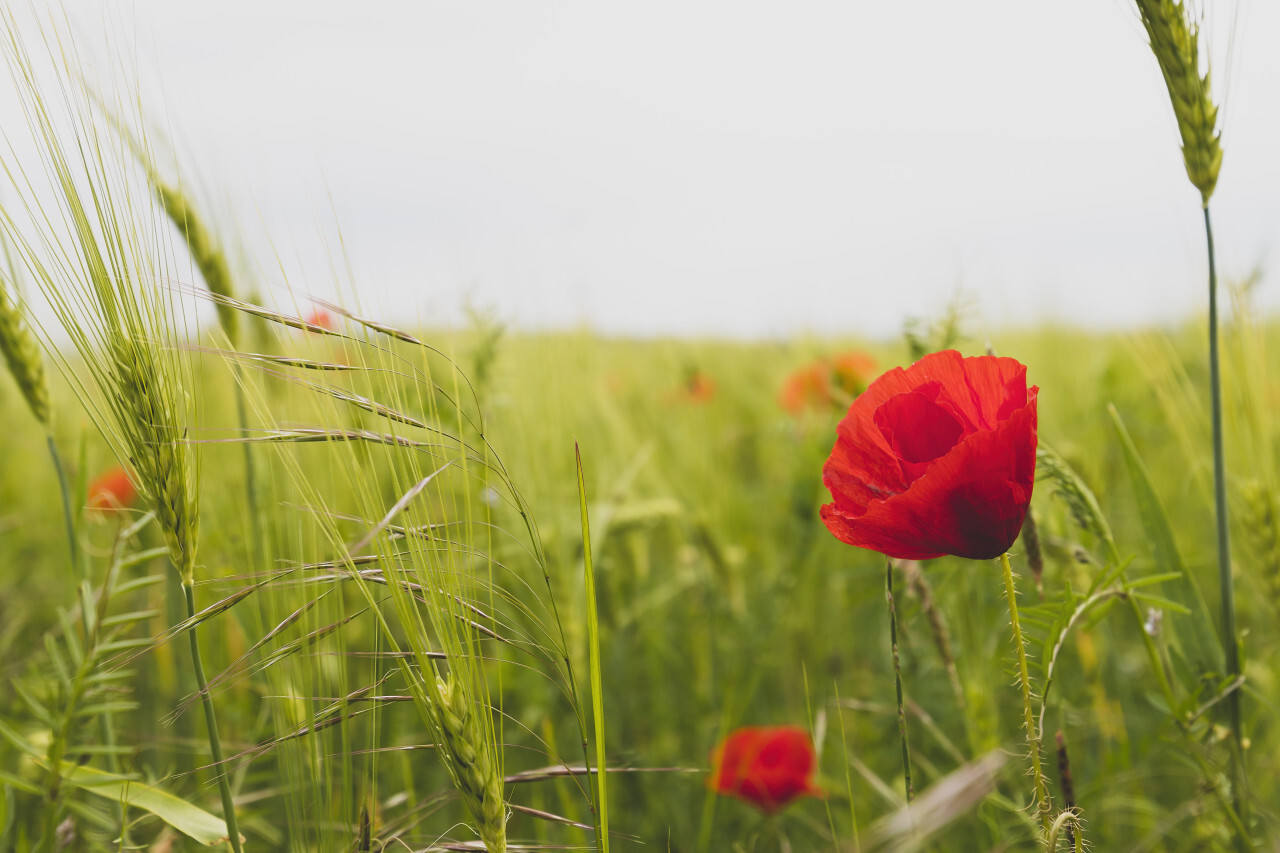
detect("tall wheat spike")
(1134, 0), (1223, 205)
(1133, 0), (1248, 836)
(0, 15), (200, 581)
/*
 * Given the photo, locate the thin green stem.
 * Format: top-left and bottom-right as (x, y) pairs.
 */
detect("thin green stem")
(576, 445), (609, 853)
(1205, 205), (1249, 824)
(999, 552), (1051, 843)
(885, 558), (913, 803)
(46, 434), (80, 578)
(231, 368), (264, 565)
(183, 583), (243, 853)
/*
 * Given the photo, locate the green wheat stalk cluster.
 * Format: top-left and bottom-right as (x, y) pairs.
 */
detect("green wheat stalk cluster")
(1134, 0), (1223, 205)
(0, 271), (50, 426)
(426, 672), (507, 852)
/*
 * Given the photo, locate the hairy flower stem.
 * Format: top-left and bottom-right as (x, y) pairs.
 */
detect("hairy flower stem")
(1205, 206), (1249, 822)
(183, 583), (243, 853)
(885, 558), (913, 803)
(46, 435), (81, 577)
(1000, 552), (1051, 842)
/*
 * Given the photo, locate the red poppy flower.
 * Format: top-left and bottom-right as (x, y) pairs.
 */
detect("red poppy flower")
(87, 465), (138, 513)
(303, 307), (335, 331)
(830, 350), (876, 398)
(779, 362), (831, 415)
(681, 368), (716, 403)
(709, 726), (822, 814)
(820, 349), (1038, 560)
(780, 351), (877, 415)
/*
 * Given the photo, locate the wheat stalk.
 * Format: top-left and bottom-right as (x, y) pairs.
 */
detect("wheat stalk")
(1134, 0), (1223, 206)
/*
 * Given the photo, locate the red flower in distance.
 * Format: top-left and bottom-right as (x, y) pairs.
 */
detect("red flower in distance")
(779, 351), (877, 415)
(680, 368), (716, 403)
(779, 362), (832, 415)
(303, 307), (335, 331)
(821, 349), (1038, 560)
(87, 465), (138, 513)
(709, 726), (822, 814)
(830, 350), (876, 397)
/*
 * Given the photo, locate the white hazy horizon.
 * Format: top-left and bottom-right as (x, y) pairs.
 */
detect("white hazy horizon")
(6, 1), (1278, 340)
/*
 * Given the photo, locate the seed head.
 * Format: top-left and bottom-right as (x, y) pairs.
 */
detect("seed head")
(427, 673), (506, 853)
(1135, 0), (1223, 206)
(0, 278), (50, 426)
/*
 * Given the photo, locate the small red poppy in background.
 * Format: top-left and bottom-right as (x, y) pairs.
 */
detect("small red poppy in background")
(303, 307), (335, 331)
(709, 726), (822, 814)
(779, 351), (877, 415)
(830, 350), (876, 398)
(681, 367), (716, 403)
(779, 362), (830, 415)
(87, 465), (137, 513)
(821, 349), (1038, 560)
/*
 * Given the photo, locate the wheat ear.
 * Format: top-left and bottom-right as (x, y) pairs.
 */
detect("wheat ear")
(106, 333), (199, 582)
(153, 181), (240, 344)
(1135, 0), (1223, 206)
(428, 673), (507, 853)
(0, 272), (50, 426)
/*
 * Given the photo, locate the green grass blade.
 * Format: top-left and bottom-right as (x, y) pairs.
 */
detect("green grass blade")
(576, 443), (609, 853)
(1108, 404), (1221, 674)
(52, 762), (233, 847)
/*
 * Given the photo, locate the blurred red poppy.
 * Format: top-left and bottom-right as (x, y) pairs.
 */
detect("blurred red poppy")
(681, 368), (716, 403)
(709, 726), (822, 814)
(821, 349), (1038, 560)
(830, 351), (876, 397)
(87, 465), (137, 513)
(779, 362), (831, 415)
(303, 307), (335, 331)
(780, 351), (876, 415)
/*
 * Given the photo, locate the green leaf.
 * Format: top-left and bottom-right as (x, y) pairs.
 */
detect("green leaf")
(1108, 405), (1221, 674)
(1131, 593), (1192, 616)
(43, 761), (234, 847)
(576, 443), (609, 853)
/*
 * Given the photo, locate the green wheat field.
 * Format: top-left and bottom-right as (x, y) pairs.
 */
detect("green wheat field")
(1, 4), (1277, 852)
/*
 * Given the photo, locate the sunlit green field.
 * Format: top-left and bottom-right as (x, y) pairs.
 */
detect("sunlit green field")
(2, 308), (1278, 850)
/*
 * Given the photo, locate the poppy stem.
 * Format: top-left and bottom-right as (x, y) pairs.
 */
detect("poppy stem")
(999, 551), (1052, 842)
(1204, 204), (1249, 823)
(885, 558), (914, 803)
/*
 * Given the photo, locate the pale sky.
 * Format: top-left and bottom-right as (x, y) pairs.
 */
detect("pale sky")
(9, 1), (1280, 338)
